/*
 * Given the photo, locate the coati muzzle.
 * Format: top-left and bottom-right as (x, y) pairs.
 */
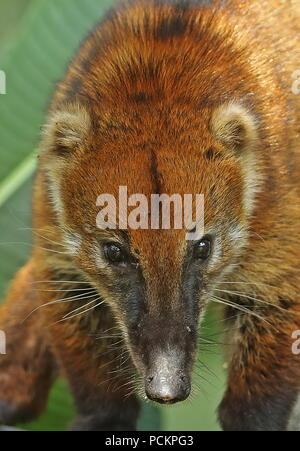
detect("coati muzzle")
(129, 316), (197, 405)
(145, 354), (191, 404)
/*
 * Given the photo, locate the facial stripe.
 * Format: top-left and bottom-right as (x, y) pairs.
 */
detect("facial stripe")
(62, 230), (82, 256)
(46, 175), (65, 219)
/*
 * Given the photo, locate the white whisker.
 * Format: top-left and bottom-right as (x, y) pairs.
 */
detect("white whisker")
(210, 295), (274, 328)
(22, 290), (97, 321)
(54, 298), (105, 324)
(214, 289), (282, 310)
(62, 296), (101, 318)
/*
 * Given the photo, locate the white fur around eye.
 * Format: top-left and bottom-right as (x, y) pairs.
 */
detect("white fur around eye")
(63, 230), (82, 256)
(207, 234), (222, 268)
(228, 222), (249, 246)
(92, 241), (111, 271)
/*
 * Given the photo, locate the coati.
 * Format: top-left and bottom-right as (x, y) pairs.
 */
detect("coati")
(0, 0), (300, 431)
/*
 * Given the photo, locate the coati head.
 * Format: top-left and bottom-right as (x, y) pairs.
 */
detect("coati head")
(40, 98), (260, 404)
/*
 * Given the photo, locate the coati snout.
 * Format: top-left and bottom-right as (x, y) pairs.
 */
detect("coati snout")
(145, 353), (191, 404)
(129, 315), (197, 403)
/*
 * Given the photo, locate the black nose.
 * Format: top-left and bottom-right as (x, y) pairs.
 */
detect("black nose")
(145, 374), (190, 404)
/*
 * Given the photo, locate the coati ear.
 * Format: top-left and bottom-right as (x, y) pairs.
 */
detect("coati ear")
(211, 103), (258, 155)
(42, 104), (91, 155)
(211, 103), (261, 217)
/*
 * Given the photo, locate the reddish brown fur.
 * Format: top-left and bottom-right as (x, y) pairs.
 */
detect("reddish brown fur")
(1, 0), (300, 430)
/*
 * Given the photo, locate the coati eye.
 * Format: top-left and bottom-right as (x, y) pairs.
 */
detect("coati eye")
(104, 243), (126, 264)
(193, 237), (211, 260)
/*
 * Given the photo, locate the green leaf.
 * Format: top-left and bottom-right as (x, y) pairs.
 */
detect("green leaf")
(0, 151), (36, 208)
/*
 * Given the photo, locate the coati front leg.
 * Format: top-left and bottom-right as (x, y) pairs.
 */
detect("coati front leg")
(0, 261), (57, 425)
(41, 285), (140, 431)
(219, 303), (300, 431)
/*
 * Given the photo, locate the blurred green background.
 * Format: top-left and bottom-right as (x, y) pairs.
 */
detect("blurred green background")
(0, 0), (226, 431)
